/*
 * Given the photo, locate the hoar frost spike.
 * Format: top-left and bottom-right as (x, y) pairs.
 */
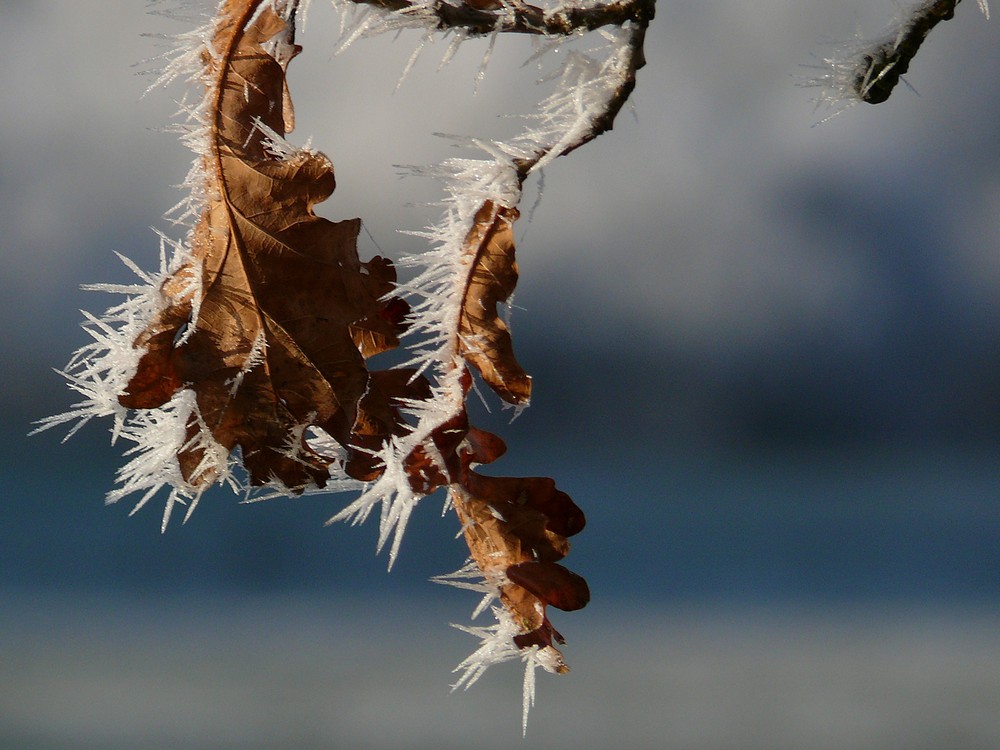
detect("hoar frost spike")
(41, 0), (653, 728)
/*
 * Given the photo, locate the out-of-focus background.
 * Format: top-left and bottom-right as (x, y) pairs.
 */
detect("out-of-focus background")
(2, 1), (998, 747)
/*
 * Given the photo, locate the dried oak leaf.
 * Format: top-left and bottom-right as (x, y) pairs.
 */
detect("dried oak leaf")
(451, 470), (588, 667)
(457, 201), (532, 404)
(120, 1), (403, 491)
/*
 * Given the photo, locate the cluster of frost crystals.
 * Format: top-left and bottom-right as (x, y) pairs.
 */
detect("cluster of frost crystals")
(515, 26), (638, 170)
(33, 234), (225, 532)
(331, 0), (443, 45)
(37, 242), (180, 442)
(805, 30), (905, 115)
(451, 606), (567, 736)
(805, 0), (990, 118)
(433, 563), (565, 735)
(330, 0), (490, 88)
(109, 390), (234, 531)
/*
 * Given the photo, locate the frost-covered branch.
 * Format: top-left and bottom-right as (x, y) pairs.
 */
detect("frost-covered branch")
(345, 0), (653, 37)
(512, 21), (647, 176)
(810, 0), (989, 111)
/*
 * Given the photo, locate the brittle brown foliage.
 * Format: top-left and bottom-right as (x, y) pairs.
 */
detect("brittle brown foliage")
(121, 2), (406, 490)
(457, 202), (532, 404)
(117, 0), (590, 664)
(107, 0), (647, 672)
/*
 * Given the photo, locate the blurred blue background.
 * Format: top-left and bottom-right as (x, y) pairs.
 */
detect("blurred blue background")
(2, 1), (999, 747)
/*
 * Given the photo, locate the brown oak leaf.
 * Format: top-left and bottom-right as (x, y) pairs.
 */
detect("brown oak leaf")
(457, 201), (532, 404)
(450, 471), (588, 668)
(119, 1), (404, 491)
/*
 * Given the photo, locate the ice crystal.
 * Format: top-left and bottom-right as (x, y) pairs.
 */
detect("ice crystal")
(451, 606), (567, 736)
